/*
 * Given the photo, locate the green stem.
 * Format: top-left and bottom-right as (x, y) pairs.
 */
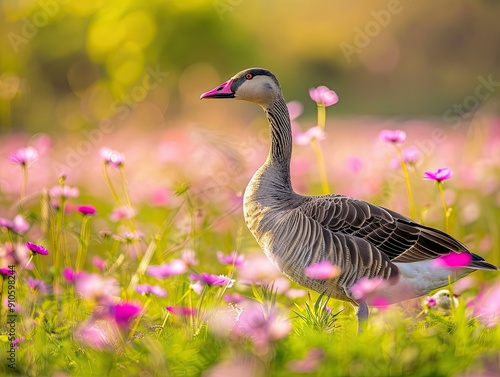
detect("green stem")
(157, 311), (170, 339)
(394, 145), (415, 219)
(437, 181), (451, 233)
(310, 139), (330, 194)
(128, 297), (151, 342)
(20, 164), (28, 201)
(75, 215), (91, 272)
(317, 104), (326, 130)
(102, 162), (121, 205)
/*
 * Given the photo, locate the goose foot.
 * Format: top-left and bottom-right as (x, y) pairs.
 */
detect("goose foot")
(356, 302), (369, 333)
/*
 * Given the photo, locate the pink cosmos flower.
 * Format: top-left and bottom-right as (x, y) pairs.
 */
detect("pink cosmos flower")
(11, 215), (29, 235)
(425, 296), (437, 308)
(295, 126), (326, 146)
(309, 86), (339, 107)
(181, 249), (198, 266)
(147, 260), (187, 279)
(190, 273), (235, 288)
(62, 267), (83, 282)
(350, 277), (388, 301)
(0, 218), (13, 229)
(27, 276), (48, 294)
(8, 146), (39, 167)
(424, 168), (453, 182)
(92, 256), (106, 270)
(110, 301), (142, 328)
(0, 268), (14, 277)
(379, 129), (406, 144)
(469, 279), (500, 327)
(25, 242), (48, 255)
(305, 261), (341, 280)
(402, 147), (420, 165)
(110, 206), (136, 222)
(100, 147), (125, 168)
(431, 252), (472, 269)
(49, 185), (80, 198)
(217, 251), (246, 267)
(78, 205), (96, 216)
(74, 273), (120, 302)
(223, 293), (244, 304)
(135, 283), (168, 297)
(166, 306), (197, 316)
(75, 318), (119, 351)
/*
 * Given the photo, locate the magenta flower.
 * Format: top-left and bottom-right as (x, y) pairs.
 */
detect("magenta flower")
(8, 146), (39, 167)
(25, 242), (49, 256)
(223, 293), (244, 304)
(217, 251), (246, 267)
(74, 273), (120, 302)
(295, 126), (327, 146)
(63, 267), (83, 282)
(431, 252), (472, 269)
(11, 215), (29, 235)
(0, 218), (13, 229)
(379, 129), (406, 144)
(0, 268), (14, 277)
(305, 261), (341, 280)
(27, 276), (48, 294)
(110, 301), (142, 328)
(92, 256), (106, 271)
(190, 273), (235, 288)
(135, 283), (168, 297)
(424, 168), (453, 182)
(147, 260), (187, 279)
(166, 306), (197, 316)
(100, 147), (125, 168)
(425, 296), (437, 308)
(402, 147), (420, 165)
(78, 205), (96, 216)
(309, 86), (339, 107)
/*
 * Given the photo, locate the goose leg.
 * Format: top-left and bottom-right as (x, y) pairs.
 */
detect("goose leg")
(356, 302), (369, 333)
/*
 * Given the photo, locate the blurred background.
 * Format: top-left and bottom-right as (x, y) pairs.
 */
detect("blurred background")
(1, 0), (500, 133)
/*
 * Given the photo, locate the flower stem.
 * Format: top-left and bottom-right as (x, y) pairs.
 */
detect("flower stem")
(75, 216), (91, 272)
(317, 104), (326, 130)
(437, 181), (451, 233)
(20, 164), (28, 201)
(128, 297), (150, 342)
(102, 162), (121, 205)
(394, 145), (415, 219)
(310, 139), (330, 194)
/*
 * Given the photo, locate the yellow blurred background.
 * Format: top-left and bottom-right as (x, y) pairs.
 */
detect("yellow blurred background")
(1, 0), (500, 133)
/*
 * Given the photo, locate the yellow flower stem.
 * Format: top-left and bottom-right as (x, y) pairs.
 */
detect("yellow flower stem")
(317, 103), (326, 131)
(20, 163), (28, 201)
(394, 145), (416, 220)
(157, 311), (171, 339)
(310, 139), (330, 194)
(75, 215), (91, 272)
(128, 297), (151, 342)
(102, 162), (121, 205)
(437, 181), (451, 233)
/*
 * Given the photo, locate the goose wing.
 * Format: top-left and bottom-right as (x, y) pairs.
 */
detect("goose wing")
(299, 194), (470, 264)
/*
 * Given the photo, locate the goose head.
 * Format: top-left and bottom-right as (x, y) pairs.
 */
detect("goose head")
(200, 68), (282, 108)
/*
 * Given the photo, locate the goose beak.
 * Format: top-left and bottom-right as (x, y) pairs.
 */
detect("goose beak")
(200, 79), (235, 99)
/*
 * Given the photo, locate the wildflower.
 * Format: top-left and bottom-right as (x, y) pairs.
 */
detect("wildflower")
(11, 215), (29, 235)
(78, 205), (96, 216)
(425, 295), (437, 308)
(100, 147), (125, 168)
(135, 283), (168, 297)
(8, 146), (39, 167)
(62, 267), (83, 282)
(432, 252), (472, 269)
(147, 260), (187, 279)
(49, 185), (80, 198)
(110, 206), (136, 222)
(181, 249), (198, 266)
(92, 256), (106, 271)
(402, 147), (420, 165)
(379, 129), (406, 144)
(305, 261), (341, 280)
(166, 306), (197, 316)
(74, 273), (120, 302)
(25, 241), (48, 256)
(424, 289), (458, 315)
(75, 318), (118, 351)
(190, 273), (235, 288)
(424, 168), (453, 182)
(217, 251), (246, 267)
(27, 276), (48, 294)
(223, 293), (244, 304)
(295, 126), (326, 146)
(350, 276), (388, 301)
(309, 86), (339, 107)
(469, 279), (500, 327)
(0, 218), (13, 229)
(109, 301), (142, 328)
(0, 268), (14, 277)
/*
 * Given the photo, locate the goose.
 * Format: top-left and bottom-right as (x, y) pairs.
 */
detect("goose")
(200, 68), (498, 323)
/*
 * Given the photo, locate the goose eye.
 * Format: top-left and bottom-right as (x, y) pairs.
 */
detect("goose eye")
(245, 73), (253, 80)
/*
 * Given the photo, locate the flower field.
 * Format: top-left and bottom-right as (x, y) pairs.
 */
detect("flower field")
(0, 93), (499, 376)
